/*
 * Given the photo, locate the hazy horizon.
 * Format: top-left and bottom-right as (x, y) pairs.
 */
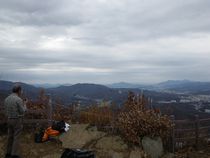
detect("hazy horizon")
(1, 78), (210, 86)
(0, 0), (210, 84)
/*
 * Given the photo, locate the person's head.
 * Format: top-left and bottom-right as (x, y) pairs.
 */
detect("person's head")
(12, 84), (22, 96)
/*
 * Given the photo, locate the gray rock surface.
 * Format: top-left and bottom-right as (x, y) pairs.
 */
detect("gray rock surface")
(161, 153), (174, 158)
(129, 148), (143, 158)
(59, 124), (106, 148)
(110, 151), (124, 158)
(142, 137), (164, 158)
(95, 136), (128, 151)
(42, 154), (61, 158)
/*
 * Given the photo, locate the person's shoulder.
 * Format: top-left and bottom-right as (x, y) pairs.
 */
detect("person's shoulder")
(15, 95), (22, 102)
(5, 94), (13, 100)
(4, 94), (14, 104)
(10, 93), (22, 101)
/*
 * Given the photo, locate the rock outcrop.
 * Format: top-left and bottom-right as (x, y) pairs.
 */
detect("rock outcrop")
(59, 124), (106, 149)
(129, 147), (144, 158)
(58, 124), (150, 158)
(95, 136), (128, 151)
(142, 137), (164, 158)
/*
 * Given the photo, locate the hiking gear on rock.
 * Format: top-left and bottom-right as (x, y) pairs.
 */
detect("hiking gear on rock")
(61, 148), (95, 158)
(64, 123), (70, 132)
(35, 121), (70, 143)
(42, 127), (60, 142)
(35, 127), (61, 143)
(52, 120), (69, 133)
(34, 129), (45, 143)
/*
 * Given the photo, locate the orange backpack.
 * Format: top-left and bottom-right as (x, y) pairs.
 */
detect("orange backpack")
(42, 127), (60, 142)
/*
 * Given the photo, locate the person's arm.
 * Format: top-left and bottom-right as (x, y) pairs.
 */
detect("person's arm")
(16, 98), (27, 116)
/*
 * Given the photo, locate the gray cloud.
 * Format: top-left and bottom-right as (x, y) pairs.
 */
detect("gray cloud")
(0, 0), (210, 84)
(0, 0), (86, 26)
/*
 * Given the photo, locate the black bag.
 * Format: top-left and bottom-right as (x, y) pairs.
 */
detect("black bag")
(52, 120), (66, 133)
(61, 149), (95, 158)
(34, 129), (44, 143)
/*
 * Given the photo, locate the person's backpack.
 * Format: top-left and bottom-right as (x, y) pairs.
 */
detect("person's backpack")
(42, 127), (60, 142)
(52, 120), (66, 133)
(61, 149), (95, 158)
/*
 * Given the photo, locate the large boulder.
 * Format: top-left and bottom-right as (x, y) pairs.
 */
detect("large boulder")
(129, 148), (144, 158)
(95, 150), (124, 158)
(142, 137), (164, 158)
(161, 153), (174, 158)
(95, 136), (128, 151)
(110, 151), (124, 158)
(59, 124), (106, 148)
(59, 124), (129, 157)
(42, 154), (61, 158)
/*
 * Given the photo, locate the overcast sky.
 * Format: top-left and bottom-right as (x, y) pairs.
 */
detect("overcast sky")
(0, 0), (210, 84)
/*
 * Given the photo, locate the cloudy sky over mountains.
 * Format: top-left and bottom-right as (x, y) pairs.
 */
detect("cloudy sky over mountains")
(0, 0), (210, 84)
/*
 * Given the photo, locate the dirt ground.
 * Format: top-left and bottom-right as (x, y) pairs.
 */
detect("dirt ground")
(1, 130), (210, 158)
(0, 132), (63, 158)
(175, 148), (210, 158)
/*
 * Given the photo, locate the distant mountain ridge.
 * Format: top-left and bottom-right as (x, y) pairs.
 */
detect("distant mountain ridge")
(0, 80), (41, 99)
(107, 82), (145, 89)
(34, 83), (72, 88)
(1, 80), (210, 106)
(1, 80), (210, 120)
(48, 83), (129, 105)
(150, 80), (210, 93)
(0, 80), (180, 106)
(108, 80), (210, 94)
(2, 80), (210, 94)
(0, 81), (133, 105)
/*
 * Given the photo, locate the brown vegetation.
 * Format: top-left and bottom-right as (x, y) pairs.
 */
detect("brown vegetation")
(79, 105), (113, 127)
(117, 92), (173, 145)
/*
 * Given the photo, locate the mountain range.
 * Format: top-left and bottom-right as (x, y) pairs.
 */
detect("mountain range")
(32, 80), (210, 94)
(1, 79), (210, 119)
(109, 80), (210, 94)
(0, 80), (210, 106)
